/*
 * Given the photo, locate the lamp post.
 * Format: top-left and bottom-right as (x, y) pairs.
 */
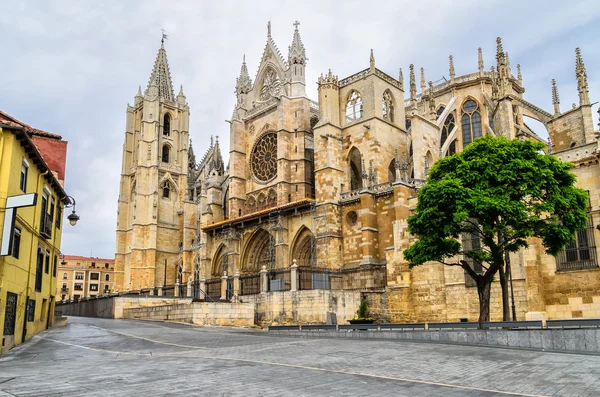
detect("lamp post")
(63, 196), (80, 226)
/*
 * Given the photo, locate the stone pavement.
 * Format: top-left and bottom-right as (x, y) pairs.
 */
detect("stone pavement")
(0, 317), (599, 396)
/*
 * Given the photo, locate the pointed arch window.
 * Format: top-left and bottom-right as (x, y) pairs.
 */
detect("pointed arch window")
(163, 114), (171, 136)
(382, 90), (394, 122)
(345, 91), (363, 123)
(440, 113), (455, 149)
(436, 106), (446, 117)
(447, 139), (457, 156)
(348, 147), (363, 190)
(388, 159), (396, 182)
(461, 100), (482, 147)
(162, 181), (171, 199)
(161, 144), (170, 163)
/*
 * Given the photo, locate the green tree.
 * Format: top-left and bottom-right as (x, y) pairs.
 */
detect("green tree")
(404, 136), (588, 328)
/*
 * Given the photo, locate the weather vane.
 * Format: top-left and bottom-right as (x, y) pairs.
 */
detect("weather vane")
(161, 28), (169, 44)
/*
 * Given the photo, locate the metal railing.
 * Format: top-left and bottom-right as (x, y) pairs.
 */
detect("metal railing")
(240, 274), (261, 295)
(205, 278), (221, 300)
(269, 318), (600, 332)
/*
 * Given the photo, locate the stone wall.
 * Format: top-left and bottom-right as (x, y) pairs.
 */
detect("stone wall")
(243, 289), (362, 325)
(121, 301), (254, 327)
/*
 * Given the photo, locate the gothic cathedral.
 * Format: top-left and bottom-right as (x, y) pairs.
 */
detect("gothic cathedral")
(115, 23), (600, 324)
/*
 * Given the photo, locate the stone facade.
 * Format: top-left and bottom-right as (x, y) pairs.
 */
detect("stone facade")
(115, 24), (600, 325)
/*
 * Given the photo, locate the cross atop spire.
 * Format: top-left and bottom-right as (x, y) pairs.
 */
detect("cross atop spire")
(145, 41), (175, 101)
(236, 54), (252, 95)
(288, 20), (306, 65)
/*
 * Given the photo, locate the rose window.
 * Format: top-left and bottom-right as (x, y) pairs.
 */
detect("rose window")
(260, 69), (281, 101)
(251, 133), (278, 182)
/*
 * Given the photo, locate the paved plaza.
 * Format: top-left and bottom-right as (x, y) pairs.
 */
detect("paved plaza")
(1, 317), (599, 396)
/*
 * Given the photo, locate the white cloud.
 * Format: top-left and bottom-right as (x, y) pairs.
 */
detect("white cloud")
(1, 0), (599, 257)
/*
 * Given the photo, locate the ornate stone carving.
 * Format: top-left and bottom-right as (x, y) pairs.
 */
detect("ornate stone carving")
(260, 69), (281, 101)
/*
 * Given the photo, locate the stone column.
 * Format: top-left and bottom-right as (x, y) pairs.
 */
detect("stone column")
(149, 285), (155, 296)
(290, 259), (299, 292)
(186, 280), (192, 298)
(200, 279), (206, 299)
(157, 286), (163, 296)
(220, 272), (228, 300)
(174, 282), (180, 297)
(260, 265), (268, 294)
(233, 271), (240, 298)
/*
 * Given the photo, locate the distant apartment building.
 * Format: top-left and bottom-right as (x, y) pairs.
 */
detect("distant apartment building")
(57, 255), (114, 301)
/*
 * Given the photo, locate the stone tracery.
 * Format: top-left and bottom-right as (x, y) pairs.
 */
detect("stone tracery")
(251, 132), (278, 182)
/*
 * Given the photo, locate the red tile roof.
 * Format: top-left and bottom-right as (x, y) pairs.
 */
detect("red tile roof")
(63, 255), (115, 263)
(1, 109), (67, 182)
(0, 109), (62, 139)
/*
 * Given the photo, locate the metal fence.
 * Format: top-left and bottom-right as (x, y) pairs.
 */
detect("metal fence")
(240, 274), (261, 295)
(268, 268), (291, 292)
(205, 278), (221, 300)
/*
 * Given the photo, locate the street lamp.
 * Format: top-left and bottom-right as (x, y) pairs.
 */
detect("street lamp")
(63, 196), (80, 226)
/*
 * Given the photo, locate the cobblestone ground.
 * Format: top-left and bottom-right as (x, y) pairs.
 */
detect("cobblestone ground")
(1, 317), (599, 396)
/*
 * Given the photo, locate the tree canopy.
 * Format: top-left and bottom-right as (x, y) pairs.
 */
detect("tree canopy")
(403, 135), (589, 325)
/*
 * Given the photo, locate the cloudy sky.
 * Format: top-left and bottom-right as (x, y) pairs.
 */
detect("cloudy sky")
(1, 0), (599, 258)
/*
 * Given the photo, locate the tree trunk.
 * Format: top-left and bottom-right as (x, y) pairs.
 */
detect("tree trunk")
(476, 278), (492, 329)
(498, 264), (510, 321)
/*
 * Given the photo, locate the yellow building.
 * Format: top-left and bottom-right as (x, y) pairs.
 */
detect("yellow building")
(57, 255), (115, 301)
(0, 110), (72, 354)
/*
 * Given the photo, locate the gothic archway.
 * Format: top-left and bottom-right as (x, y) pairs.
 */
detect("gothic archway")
(291, 226), (315, 267)
(212, 244), (228, 277)
(242, 228), (275, 273)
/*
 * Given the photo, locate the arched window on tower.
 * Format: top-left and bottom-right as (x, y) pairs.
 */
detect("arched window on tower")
(348, 147), (363, 191)
(461, 100), (482, 148)
(440, 113), (455, 149)
(162, 145), (170, 163)
(382, 90), (394, 122)
(162, 181), (171, 199)
(345, 91), (363, 123)
(163, 114), (171, 136)
(388, 159), (396, 182)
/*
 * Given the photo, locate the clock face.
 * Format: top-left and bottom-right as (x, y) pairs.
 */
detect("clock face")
(251, 133), (278, 183)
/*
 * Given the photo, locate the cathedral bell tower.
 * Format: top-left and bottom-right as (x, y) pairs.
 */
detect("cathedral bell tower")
(115, 39), (190, 291)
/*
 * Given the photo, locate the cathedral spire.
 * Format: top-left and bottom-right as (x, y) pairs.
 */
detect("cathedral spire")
(551, 78), (561, 115)
(428, 81), (436, 119)
(517, 64), (522, 85)
(145, 41), (175, 101)
(236, 54), (252, 95)
(575, 47), (590, 106)
(409, 64), (417, 107)
(399, 68), (404, 91)
(420, 67), (426, 93)
(288, 21), (306, 65)
(478, 47), (484, 75)
(369, 49), (375, 71)
(449, 55), (455, 82)
(495, 37), (510, 98)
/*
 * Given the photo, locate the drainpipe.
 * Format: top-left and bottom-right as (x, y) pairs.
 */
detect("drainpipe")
(22, 170), (49, 343)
